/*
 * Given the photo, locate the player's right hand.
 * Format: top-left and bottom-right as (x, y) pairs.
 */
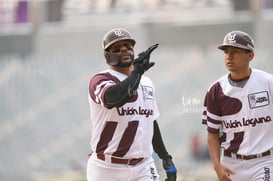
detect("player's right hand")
(215, 164), (236, 181)
(163, 155), (177, 181)
(133, 43), (158, 74)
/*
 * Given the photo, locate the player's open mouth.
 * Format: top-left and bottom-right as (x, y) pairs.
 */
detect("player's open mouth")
(122, 55), (130, 58)
(121, 53), (131, 60)
(227, 62), (233, 65)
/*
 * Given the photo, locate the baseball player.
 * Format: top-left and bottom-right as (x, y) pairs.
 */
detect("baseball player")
(87, 28), (177, 181)
(202, 30), (273, 181)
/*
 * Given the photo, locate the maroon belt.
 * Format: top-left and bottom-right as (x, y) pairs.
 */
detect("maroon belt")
(224, 150), (271, 160)
(95, 153), (144, 166)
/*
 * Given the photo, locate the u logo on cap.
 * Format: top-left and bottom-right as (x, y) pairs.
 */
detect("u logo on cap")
(228, 33), (236, 42)
(113, 29), (124, 37)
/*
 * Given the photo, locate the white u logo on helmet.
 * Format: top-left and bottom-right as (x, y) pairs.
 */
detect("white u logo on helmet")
(228, 33), (236, 42)
(113, 29), (124, 37)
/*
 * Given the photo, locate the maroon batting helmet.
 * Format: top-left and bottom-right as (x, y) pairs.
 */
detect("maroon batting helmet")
(218, 31), (254, 51)
(102, 28), (136, 51)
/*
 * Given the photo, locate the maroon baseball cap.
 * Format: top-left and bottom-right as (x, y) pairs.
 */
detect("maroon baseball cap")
(218, 31), (254, 51)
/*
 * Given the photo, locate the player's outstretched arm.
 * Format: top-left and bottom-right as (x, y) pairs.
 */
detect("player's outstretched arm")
(104, 44), (159, 109)
(152, 120), (177, 181)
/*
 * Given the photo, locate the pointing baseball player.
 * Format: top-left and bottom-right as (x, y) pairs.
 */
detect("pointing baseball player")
(202, 30), (273, 180)
(87, 28), (177, 181)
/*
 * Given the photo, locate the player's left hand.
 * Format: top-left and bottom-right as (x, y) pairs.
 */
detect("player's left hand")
(163, 155), (177, 181)
(133, 43), (158, 74)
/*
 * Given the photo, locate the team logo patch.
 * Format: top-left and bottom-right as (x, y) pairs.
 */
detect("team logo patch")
(142, 86), (154, 100)
(248, 91), (269, 109)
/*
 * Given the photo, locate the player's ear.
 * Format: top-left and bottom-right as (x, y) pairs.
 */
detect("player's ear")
(248, 51), (254, 61)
